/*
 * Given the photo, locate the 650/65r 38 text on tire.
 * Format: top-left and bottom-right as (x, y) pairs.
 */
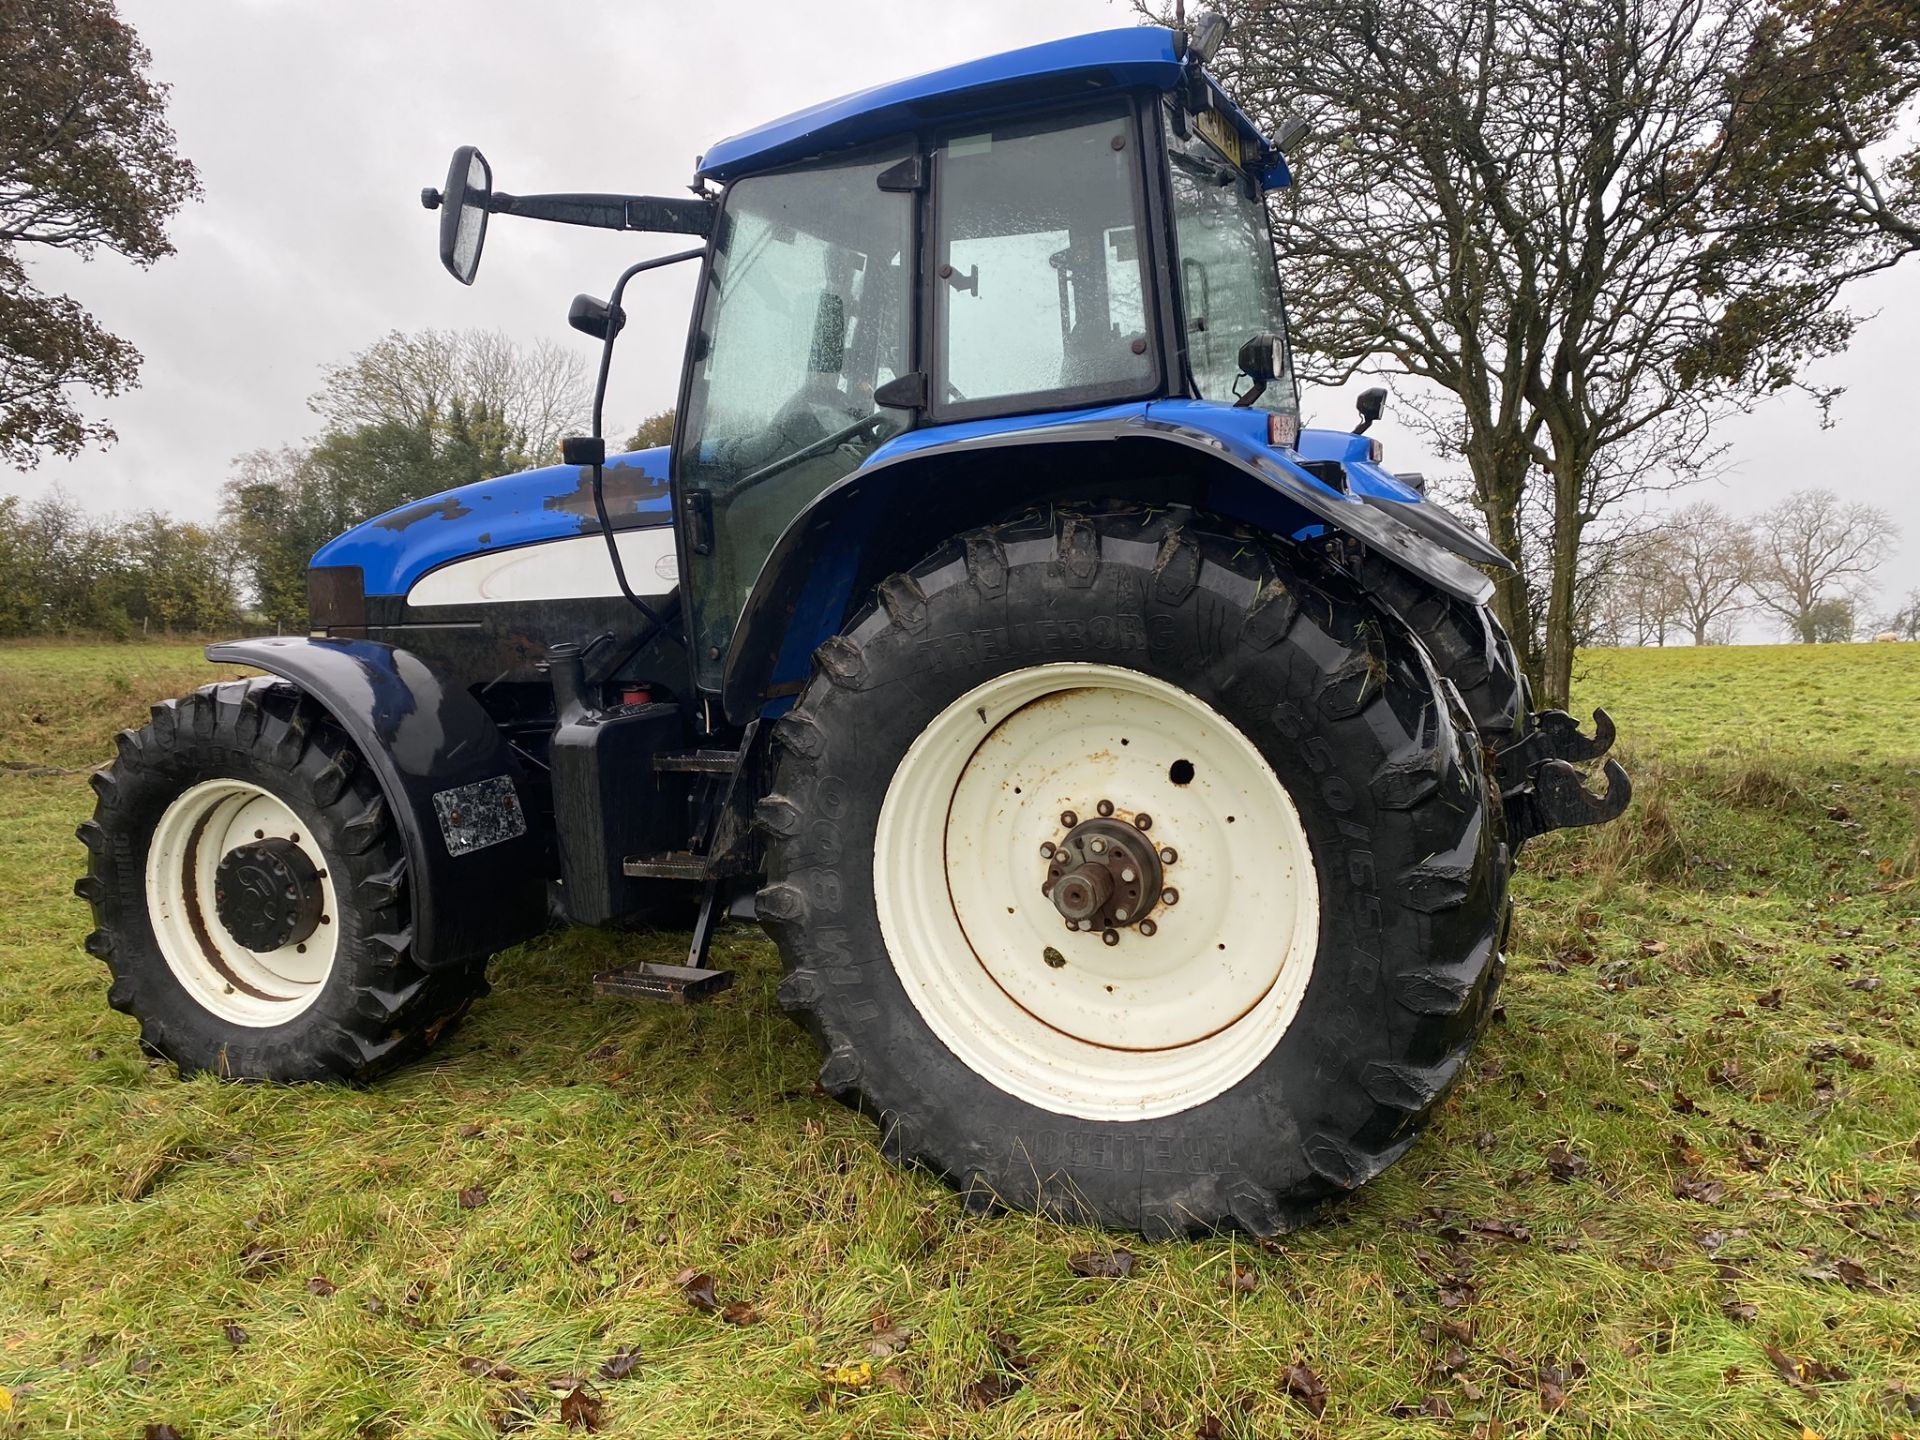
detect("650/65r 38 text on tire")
(756, 506), (1509, 1237)
(74, 678), (489, 1081)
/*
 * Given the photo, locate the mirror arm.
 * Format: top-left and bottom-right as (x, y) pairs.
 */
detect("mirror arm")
(487, 190), (714, 238)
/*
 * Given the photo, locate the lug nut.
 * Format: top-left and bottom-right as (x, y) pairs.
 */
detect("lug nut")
(1139, 919), (1157, 937)
(1115, 907), (1129, 921)
(1060, 810), (1078, 828)
(1096, 799), (1114, 817)
(1040, 841), (1056, 858)
(1159, 846), (1177, 864)
(1102, 929), (1119, 946)
(1135, 813), (1152, 830)
(1089, 838), (1105, 854)
(1120, 867), (1135, 883)
(1162, 887), (1179, 906)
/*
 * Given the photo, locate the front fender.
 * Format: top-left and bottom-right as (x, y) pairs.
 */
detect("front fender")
(721, 407), (1501, 724)
(205, 636), (548, 968)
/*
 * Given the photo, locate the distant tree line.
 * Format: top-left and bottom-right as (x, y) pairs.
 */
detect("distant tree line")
(0, 328), (654, 637)
(1588, 488), (1907, 646)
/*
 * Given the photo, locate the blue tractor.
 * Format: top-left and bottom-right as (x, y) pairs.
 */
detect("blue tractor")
(76, 19), (1626, 1236)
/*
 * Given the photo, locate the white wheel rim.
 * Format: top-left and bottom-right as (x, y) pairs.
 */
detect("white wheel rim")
(874, 662), (1320, 1121)
(145, 779), (340, 1027)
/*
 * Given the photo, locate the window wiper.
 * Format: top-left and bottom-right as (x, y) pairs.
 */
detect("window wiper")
(718, 412), (891, 501)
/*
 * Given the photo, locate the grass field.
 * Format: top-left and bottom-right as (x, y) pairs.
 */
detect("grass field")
(2, 639), (1916, 1439)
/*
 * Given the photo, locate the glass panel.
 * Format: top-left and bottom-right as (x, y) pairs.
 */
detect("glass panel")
(935, 108), (1154, 407)
(679, 146), (913, 681)
(1165, 108), (1298, 419)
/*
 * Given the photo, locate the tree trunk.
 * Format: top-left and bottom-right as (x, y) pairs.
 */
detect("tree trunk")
(1465, 437), (1539, 690)
(1533, 453), (1584, 709)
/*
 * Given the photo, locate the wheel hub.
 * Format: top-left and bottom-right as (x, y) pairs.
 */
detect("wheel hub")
(214, 837), (323, 953)
(1042, 812), (1164, 937)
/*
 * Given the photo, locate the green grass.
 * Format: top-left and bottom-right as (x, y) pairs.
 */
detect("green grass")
(2, 641), (1917, 1439)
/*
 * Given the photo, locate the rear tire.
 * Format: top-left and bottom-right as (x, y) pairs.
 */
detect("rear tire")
(75, 678), (488, 1081)
(757, 507), (1508, 1236)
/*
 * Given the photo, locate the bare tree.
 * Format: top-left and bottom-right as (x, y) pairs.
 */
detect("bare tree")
(1750, 488), (1895, 642)
(1875, 588), (1920, 641)
(310, 328), (591, 466)
(1664, 502), (1758, 644)
(1590, 528), (1686, 646)
(1193, 0), (1920, 705)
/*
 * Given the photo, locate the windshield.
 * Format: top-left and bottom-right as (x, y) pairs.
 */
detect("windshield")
(933, 105), (1155, 414)
(1165, 108), (1298, 418)
(678, 144), (913, 684)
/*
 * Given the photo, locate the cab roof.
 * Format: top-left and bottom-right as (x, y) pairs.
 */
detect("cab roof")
(696, 26), (1274, 184)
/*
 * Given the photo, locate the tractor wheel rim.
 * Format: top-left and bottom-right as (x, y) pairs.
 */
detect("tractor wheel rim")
(875, 662), (1320, 1121)
(146, 778), (340, 1027)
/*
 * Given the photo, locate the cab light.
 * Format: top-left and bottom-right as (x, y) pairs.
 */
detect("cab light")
(1368, 438), (1384, 464)
(1267, 412), (1300, 449)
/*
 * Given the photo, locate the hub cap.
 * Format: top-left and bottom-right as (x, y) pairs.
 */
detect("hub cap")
(874, 662), (1320, 1121)
(146, 779), (340, 1027)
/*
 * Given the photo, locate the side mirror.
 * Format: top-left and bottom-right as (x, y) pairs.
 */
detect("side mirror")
(1354, 386), (1388, 434)
(421, 145), (493, 285)
(567, 293), (625, 341)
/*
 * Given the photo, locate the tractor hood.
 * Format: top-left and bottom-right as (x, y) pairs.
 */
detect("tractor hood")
(310, 447), (673, 601)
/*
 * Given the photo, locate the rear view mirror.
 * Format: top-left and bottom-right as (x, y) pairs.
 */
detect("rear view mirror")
(425, 145), (492, 285)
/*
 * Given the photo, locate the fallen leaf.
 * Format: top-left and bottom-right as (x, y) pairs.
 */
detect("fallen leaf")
(1223, 1263), (1259, 1294)
(569, 1245), (596, 1265)
(1284, 1360), (1329, 1417)
(1722, 1299), (1758, 1323)
(1545, 1145), (1589, 1182)
(491, 1388), (539, 1433)
(1422, 1393), (1454, 1418)
(1471, 1218), (1532, 1243)
(1833, 1258), (1878, 1291)
(867, 1310), (914, 1357)
(458, 1122), (485, 1139)
(607, 1189), (629, 1205)
(236, 1242), (284, 1278)
(823, 1361), (873, 1391)
(1763, 1342), (1849, 1395)
(142, 1428), (184, 1440)
(874, 1367), (914, 1394)
(673, 1269), (719, 1313)
(1640, 939), (1668, 956)
(598, 1347), (641, 1381)
(461, 1356), (519, 1380)
(222, 1322), (248, 1347)
(964, 1373), (1019, 1409)
(305, 1276), (335, 1297)
(720, 1301), (760, 1326)
(1673, 1174), (1727, 1204)
(458, 1186), (489, 1209)
(1438, 1284), (1476, 1310)
(1067, 1248), (1135, 1278)
(558, 1386), (604, 1432)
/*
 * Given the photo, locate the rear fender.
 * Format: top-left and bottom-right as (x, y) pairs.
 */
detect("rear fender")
(205, 636), (548, 968)
(721, 412), (1501, 723)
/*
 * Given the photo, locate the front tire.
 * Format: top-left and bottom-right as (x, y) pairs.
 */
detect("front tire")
(757, 507), (1508, 1236)
(75, 679), (488, 1081)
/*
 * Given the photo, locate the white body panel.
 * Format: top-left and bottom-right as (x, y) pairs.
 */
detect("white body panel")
(406, 528), (679, 607)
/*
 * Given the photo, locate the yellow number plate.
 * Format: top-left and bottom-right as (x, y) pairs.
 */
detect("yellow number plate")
(1193, 109), (1245, 167)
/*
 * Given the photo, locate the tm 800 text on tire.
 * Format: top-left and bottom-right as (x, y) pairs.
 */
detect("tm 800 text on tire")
(756, 506), (1509, 1237)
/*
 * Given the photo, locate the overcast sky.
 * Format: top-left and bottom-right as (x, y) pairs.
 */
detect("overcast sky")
(9, 0), (1917, 628)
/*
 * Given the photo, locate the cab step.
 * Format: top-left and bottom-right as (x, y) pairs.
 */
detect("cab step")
(653, 748), (743, 775)
(592, 962), (734, 1004)
(621, 850), (746, 881)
